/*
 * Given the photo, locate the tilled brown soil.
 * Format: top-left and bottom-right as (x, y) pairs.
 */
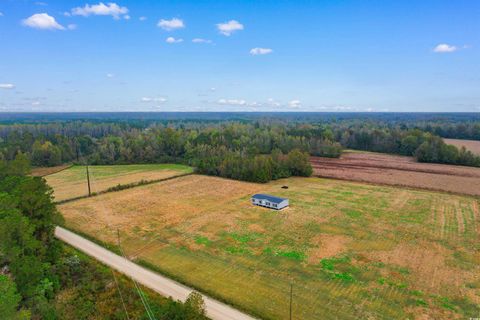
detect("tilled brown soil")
(311, 152), (480, 196)
(444, 138), (480, 155)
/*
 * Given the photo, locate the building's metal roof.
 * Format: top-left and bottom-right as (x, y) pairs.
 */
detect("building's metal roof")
(252, 194), (287, 204)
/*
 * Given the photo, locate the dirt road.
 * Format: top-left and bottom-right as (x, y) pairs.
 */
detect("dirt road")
(55, 227), (256, 320)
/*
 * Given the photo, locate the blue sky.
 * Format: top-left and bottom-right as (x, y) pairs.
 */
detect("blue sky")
(0, 0), (479, 112)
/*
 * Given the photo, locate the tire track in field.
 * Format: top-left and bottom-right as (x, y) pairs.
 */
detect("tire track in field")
(430, 201), (438, 238)
(460, 202), (472, 239)
(454, 200), (465, 237)
(440, 204), (447, 239)
(473, 201), (479, 236)
(445, 204), (453, 240)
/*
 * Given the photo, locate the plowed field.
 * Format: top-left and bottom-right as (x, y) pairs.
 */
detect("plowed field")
(311, 151), (480, 196)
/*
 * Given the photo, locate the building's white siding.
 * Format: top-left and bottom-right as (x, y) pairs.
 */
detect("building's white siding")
(251, 196), (289, 210)
(278, 199), (289, 209)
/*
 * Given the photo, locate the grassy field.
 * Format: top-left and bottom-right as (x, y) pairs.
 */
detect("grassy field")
(59, 174), (480, 320)
(45, 164), (193, 202)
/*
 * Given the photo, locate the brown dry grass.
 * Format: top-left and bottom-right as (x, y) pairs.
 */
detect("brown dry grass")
(444, 138), (480, 155)
(307, 234), (351, 264)
(368, 241), (469, 294)
(59, 174), (480, 319)
(31, 164), (72, 177)
(311, 151), (480, 196)
(60, 175), (263, 245)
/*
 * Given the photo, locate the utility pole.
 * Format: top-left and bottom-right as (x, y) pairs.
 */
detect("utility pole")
(289, 282), (293, 320)
(117, 229), (121, 249)
(86, 165), (91, 197)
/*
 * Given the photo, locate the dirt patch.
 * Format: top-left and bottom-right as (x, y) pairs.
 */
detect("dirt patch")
(307, 234), (350, 264)
(248, 224), (266, 233)
(368, 242), (470, 294)
(444, 138), (480, 155)
(311, 152), (480, 196)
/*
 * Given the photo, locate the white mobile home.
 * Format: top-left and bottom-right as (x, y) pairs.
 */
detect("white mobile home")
(251, 194), (289, 210)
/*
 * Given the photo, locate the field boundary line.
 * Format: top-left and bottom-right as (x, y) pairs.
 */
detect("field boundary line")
(33, 164), (74, 177)
(55, 172), (194, 204)
(311, 161), (480, 178)
(55, 226), (257, 320)
(312, 174), (480, 199)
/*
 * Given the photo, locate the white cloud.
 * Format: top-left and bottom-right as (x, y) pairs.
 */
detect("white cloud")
(31, 101), (41, 106)
(35, 2), (48, 6)
(166, 37), (183, 44)
(123, 14), (130, 20)
(266, 98), (281, 107)
(22, 13), (65, 30)
(141, 97), (167, 103)
(139, 16), (147, 21)
(288, 100), (301, 108)
(218, 99), (247, 106)
(0, 83), (15, 89)
(0, 12), (4, 17)
(157, 18), (184, 31)
(71, 2), (129, 19)
(106, 73), (115, 78)
(67, 24), (77, 30)
(192, 38), (212, 44)
(216, 20), (243, 36)
(250, 47), (273, 55)
(433, 43), (457, 53)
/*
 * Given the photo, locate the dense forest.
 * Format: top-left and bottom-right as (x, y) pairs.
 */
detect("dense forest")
(0, 156), (209, 319)
(0, 113), (479, 183)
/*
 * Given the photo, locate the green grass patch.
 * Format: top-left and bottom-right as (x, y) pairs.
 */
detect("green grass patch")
(341, 208), (362, 218)
(195, 236), (212, 246)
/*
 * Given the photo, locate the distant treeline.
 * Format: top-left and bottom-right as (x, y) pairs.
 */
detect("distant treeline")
(1, 117), (480, 182)
(336, 125), (480, 167)
(416, 122), (480, 140)
(0, 122), (341, 182)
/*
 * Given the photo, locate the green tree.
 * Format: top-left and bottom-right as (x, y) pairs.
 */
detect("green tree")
(185, 291), (206, 319)
(31, 141), (62, 167)
(0, 275), (30, 320)
(287, 149), (313, 176)
(8, 152), (31, 176)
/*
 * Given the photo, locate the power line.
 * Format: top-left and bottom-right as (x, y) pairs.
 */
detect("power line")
(289, 282), (293, 320)
(77, 145), (155, 320)
(111, 268), (131, 320)
(117, 229), (156, 320)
